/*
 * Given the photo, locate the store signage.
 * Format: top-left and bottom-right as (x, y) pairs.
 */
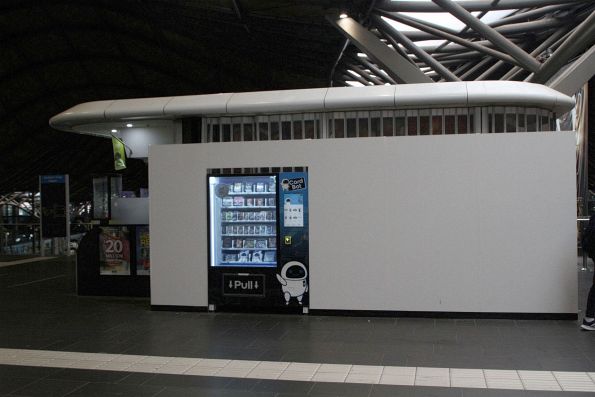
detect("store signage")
(281, 177), (306, 191)
(223, 274), (265, 296)
(40, 174), (69, 238)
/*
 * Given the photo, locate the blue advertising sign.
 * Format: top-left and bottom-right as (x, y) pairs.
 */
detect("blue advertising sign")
(277, 172), (309, 307)
(40, 175), (69, 238)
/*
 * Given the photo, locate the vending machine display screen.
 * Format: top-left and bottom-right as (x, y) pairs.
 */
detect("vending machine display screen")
(208, 175), (278, 268)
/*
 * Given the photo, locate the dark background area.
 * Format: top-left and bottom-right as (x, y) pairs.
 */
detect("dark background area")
(0, 0), (369, 201)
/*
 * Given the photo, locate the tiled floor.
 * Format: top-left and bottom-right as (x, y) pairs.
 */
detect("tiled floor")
(0, 256), (594, 396)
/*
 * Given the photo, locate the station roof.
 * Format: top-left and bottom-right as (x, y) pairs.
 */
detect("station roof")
(0, 0), (593, 199)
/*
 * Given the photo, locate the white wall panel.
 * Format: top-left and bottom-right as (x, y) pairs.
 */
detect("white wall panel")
(149, 133), (577, 313)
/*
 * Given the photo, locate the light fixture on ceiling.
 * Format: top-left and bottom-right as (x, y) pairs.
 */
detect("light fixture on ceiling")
(339, 13), (348, 19)
(126, 123), (133, 128)
(111, 129), (117, 133)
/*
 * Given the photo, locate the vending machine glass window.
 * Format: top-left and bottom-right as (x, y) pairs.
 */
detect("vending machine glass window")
(208, 175), (278, 268)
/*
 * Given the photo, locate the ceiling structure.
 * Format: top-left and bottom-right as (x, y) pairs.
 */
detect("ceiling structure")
(330, 0), (594, 89)
(0, 0), (593, 201)
(0, 0), (369, 200)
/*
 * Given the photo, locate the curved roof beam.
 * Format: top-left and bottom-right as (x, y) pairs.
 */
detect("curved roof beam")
(376, 0), (591, 12)
(431, 0), (542, 73)
(530, 10), (595, 83)
(372, 15), (460, 81)
(377, 11), (523, 68)
(326, 16), (432, 84)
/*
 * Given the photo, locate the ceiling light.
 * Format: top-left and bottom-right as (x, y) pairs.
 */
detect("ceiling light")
(357, 53), (368, 58)
(111, 129), (117, 133)
(339, 13), (348, 19)
(126, 123), (133, 128)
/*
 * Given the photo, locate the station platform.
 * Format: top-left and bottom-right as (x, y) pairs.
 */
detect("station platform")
(0, 257), (593, 396)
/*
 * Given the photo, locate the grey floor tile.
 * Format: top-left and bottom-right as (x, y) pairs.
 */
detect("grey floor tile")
(461, 389), (591, 397)
(9, 379), (87, 397)
(46, 368), (128, 383)
(0, 377), (37, 395)
(250, 379), (315, 394)
(143, 374), (231, 388)
(371, 385), (463, 397)
(60, 382), (164, 397)
(309, 382), (373, 396)
(0, 365), (62, 379)
(116, 372), (157, 385)
(155, 387), (274, 397)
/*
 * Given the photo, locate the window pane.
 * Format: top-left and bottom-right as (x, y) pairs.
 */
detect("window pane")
(432, 115), (442, 135)
(407, 116), (417, 136)
(305, 120), (314, 139)
(282, 121), (291, 140)
(293, 121), (303, 139)
(271, 121), (279, 140)
(244, 124), (253, 141)
(384, 117), (395, 136)
(419, 116), (429, 135)
(212, 124), (220, 142)
(233, 123), (241, 141)
(505, 114), (515, 133)
(222, 124), (231, 142)
(517, 111), (526, 132)
(541, 115), (550, 131)
(445, 115), (455, 134)
(371, 117), (380, 136)
(259, 122), (269, 141)
(527, 114), (537, 131)
(458, 115), (468, 134)
(359, 118), (368, 137)
(494, 113), (504, 133)
(335, 118), (345, 138)
(395, 117), (405, 136)
(347, 118), (357, 138)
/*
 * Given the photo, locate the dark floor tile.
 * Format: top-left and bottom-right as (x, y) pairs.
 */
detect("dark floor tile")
(309, 382), (372, 396)
(0, 365), (62, 379)
(63, 382), (164, 397)
(461, 389), (587, 397)
(224, 378), (261, 390)
(371, 385), (463, 397)
(0, 377), (37, 394)
(46, 368), (127, 383)
(116, 372), (157, 385)
(250, 379), (314, 393)
(143, 373), (230, 388)
(154, 386), (274, 397)
(9, 379), (87, 397)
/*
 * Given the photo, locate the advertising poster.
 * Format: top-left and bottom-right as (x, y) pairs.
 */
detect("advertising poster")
(277, 172), (309, 307)
(136, 226), (150, 275)
(99, 227), (131, 275)
(40, 175), (69, 238)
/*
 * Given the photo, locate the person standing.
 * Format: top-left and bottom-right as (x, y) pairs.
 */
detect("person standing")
(580, 215), (595, 331)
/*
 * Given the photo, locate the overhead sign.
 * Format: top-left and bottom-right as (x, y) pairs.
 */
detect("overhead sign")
(40, 175), (69, 238)
(223, 274), (265, 296)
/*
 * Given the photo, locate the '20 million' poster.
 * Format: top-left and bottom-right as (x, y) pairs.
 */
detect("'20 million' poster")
(136, 226), (150, 275)
(99, 227), (131, 275)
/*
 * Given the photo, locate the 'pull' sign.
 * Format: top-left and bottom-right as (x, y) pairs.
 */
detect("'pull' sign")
(223, 274), (265, 296)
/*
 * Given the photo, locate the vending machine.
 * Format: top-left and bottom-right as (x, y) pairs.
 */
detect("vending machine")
(207, 172), (308, 312)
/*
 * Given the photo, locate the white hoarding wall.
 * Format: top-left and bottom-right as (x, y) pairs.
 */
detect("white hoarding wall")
(149, 133), (577, 314)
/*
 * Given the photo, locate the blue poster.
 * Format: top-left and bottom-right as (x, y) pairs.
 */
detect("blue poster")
(277, 172), (309, 306)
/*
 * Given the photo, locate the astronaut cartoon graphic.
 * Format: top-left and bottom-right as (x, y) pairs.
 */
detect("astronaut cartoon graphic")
(276, 261), (308, 305)
(281, 179), (290, 191)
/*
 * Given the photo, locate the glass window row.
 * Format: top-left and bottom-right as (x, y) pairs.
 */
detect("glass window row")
(202, 107), (555, 143)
